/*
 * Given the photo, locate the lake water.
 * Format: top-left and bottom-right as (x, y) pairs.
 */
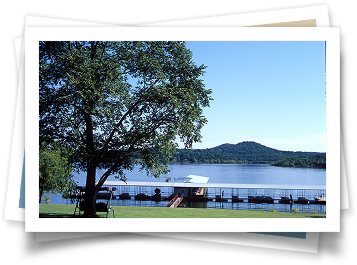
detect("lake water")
(45, 163), (326, 213)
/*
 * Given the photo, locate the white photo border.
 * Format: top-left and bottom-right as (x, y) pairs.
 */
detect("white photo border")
(25, 27), (340, 232)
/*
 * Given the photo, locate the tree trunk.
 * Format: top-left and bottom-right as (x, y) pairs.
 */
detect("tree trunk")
(83, 105), (97, 217)
(84, 165), (98, 217)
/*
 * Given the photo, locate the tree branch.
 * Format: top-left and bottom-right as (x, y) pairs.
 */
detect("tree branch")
(99, 42), (108, 62)
(95, 113), (171, 191)
(100, 79), (160, 151)
(95, 162), (120, 192)
(100, 98), (142, 152)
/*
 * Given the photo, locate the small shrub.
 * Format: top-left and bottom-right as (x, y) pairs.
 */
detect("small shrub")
(292, 208), (299, 213)
(310, 210), (316, 214)
(269, 209), (278, 212)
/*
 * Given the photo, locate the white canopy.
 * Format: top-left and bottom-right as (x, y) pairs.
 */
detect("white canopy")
(173, 174), (209, 183)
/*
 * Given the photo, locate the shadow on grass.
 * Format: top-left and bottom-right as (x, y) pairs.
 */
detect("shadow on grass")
(305, 215), (326, 218)
(39, 213), (80, 218)
(39, 213), (110, 218)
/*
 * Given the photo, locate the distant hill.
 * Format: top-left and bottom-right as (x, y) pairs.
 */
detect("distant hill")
(169, 141), (324, 164)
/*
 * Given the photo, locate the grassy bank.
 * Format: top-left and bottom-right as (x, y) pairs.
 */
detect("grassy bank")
(39, 204), (326, 218)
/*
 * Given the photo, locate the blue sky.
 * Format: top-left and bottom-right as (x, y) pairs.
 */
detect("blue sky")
(179, 41), (326, 152)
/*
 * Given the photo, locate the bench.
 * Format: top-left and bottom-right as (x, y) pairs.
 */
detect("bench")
(74, 190), (115, 218)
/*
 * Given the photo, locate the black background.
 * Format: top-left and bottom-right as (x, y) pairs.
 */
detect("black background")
(0, 1), (356, 258)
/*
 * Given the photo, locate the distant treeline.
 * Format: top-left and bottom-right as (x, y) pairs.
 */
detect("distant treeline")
(270, 153), (326, 168)
(169, 141), (325, 165)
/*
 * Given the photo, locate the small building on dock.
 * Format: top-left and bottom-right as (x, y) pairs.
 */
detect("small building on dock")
(172, 175), (209, 201)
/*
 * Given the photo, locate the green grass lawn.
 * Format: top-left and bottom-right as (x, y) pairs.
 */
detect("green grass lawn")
(39, 203), (326, 218)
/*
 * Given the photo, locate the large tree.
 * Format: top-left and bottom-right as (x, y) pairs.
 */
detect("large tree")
(39, 41), (212, 217)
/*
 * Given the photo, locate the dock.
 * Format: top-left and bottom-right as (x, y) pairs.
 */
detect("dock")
(100, 180), (326, 205)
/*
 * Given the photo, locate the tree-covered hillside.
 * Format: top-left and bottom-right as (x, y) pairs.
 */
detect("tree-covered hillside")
(270, 153), (326, 168)
(169, 141), (324, 164)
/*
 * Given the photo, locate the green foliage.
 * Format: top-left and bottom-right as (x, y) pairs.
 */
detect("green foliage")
(270, 153), (326, 168)
(292, 208), (299, 213)
(169, 141), (324, 164)
(268, 209), (278, 212)
(39, 143), (76, 203)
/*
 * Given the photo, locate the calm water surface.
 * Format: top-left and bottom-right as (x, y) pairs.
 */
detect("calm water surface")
(73, 163), (326, 186)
